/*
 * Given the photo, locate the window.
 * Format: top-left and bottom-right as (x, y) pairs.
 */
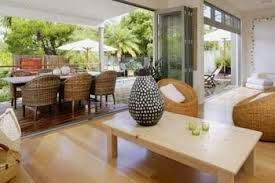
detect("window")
(214, 10), (222, 23)
(203, 5), (211, 19)
(204, 1), (241, 34)
(225, 14), (232, 26)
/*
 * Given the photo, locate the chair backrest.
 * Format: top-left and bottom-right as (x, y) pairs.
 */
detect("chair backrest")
(64, 73), (92, 101)
(22, 75), (60, 106)
(11, 70), (32, 77)
(158, 79), (197, 102)
(212, 66), (223, 78)
(94, 71), (117, 95)
(0, 108), (21, 152)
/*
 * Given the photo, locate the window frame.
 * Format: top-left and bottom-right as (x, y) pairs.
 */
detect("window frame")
(204, 1), (241, 34)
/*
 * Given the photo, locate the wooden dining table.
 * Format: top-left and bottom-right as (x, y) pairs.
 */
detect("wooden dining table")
(3, 72), (100, 109)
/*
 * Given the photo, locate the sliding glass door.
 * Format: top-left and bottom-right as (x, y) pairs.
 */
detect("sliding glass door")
(155, 7), (194, 86)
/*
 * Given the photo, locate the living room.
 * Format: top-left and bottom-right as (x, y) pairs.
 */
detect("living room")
(1, 0), (275, 183)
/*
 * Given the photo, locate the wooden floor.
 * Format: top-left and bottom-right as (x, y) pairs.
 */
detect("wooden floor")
(0, 100), (127, 136)
(14, 93), (275, 183)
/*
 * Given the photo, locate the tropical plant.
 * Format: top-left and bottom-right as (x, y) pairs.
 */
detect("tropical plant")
(105, 24), (140, 61)
(215, 55), (231, 74)
(121, 9), (153, 57)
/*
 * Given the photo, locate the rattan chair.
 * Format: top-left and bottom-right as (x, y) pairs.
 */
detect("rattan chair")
(22, 75), (60, 120)
(90, 71), (117, 108)
(10, 70), (32, 107)
(158, 79), (199, 117)
(63, 73), (92, 114)
(0, 109), (21, 182)
(233, 90), (275, 142)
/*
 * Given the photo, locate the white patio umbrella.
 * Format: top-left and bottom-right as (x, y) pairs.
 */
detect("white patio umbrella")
(204, 29), (232, 76)
(204, 29), (231, 42)
(57, 39), (116, 69)
(204, 29), (231, 56)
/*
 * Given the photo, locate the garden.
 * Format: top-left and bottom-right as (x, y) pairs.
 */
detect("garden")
(0, 9), (153, 102)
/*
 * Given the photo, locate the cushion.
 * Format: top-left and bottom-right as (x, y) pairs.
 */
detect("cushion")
(246, 83), (273, 90)
(247, 77), (273, 86)
(160, 84), (186, 103)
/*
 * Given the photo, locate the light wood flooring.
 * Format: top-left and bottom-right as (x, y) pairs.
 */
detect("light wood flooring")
(14, 93), (275, 183)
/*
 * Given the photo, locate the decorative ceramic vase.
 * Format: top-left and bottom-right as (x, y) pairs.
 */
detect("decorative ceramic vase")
(128, 70), (164, 126)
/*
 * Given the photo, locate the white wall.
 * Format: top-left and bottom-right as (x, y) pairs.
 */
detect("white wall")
(242, 8), (275, 83)
(254, 19), (275, 73)
(204, 51), (220, 73)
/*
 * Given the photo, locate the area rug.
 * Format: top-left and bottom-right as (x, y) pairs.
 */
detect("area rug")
(205, 87), (261, 107)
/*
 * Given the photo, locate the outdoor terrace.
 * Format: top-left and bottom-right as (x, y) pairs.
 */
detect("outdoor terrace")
(0, 76), (135, 136)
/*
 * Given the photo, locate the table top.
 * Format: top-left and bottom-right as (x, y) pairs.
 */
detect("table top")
(2, 72), (100, 85)
(103, 111), (262, 175)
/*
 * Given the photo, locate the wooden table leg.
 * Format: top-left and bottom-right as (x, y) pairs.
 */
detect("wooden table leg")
(13, 84), (17, 109)
(243, 149), (255, 176)
(217, 171), (235, 183)
(107, 128), (117, 162)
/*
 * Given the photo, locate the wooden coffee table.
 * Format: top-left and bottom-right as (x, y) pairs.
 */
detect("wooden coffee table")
(103, 111), (262, 183)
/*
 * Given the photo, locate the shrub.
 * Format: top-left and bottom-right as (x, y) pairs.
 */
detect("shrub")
(215, 55), (231, 69)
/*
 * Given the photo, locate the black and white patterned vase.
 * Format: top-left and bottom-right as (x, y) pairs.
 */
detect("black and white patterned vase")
(128, 75), (164, 126)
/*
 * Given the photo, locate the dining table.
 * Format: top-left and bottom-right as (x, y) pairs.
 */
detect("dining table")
(2, 72), (100, 109)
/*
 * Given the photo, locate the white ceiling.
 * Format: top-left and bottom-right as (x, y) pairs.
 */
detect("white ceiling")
(225, 0), (275, 12)
(0, 0), (136, 27)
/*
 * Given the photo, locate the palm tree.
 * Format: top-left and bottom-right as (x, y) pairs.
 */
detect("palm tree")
(105, 24), (140, 62)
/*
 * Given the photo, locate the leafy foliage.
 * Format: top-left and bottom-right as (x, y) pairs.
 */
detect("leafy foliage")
(215, 55), (231, 68)
(105, 24), (140, 60)
(3, 17), (75, 55)
(121, 9), (153, 57)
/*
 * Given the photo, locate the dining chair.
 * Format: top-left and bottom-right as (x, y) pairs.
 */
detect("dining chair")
(90, 71), (117, 108)
(63, 73), (92, 115)
(22, 75), (60, 120)
(10, 70), (32, 108)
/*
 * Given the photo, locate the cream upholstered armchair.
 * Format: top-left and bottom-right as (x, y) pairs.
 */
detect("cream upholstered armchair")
(158, 79), (199, 117)
(0, 108), (21, 182)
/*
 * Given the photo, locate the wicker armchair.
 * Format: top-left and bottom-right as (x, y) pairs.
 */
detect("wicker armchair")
(158, 79), (199, 117)
(10, 70), (32, 108)
(233, 91), (275, 142)
(0, 109), (21, 182)
(90, 71), (117, 107)
(63, 73), (92, 114)
(22, 75), (60, 120)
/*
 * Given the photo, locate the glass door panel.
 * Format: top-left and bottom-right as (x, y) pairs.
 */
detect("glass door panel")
(156, 9), (185, 81)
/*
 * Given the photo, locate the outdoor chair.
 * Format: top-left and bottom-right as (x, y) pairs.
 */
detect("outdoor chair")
(10, 70), (32, 107)
(63, 73), (92, 115)
(158, 79), (199, 117)
(204, 66), (222, 88)
(22, 75), (60, 120)
(0, 109), (21, 182)
(90, 71), (117, 108)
